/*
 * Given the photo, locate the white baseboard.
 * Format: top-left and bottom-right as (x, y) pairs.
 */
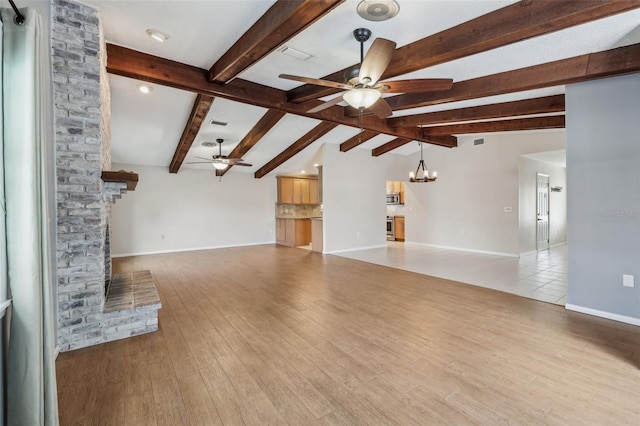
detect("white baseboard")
(326, 244), (388, 254)
(112, 241), (275, 258)
(406, 242), (519, 258)
(550, 242), (567, 248)
(565, 304), (640, 327)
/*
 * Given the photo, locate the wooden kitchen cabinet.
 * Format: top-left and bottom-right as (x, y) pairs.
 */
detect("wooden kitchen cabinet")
(309, 179), (319, 204)
(278, 177), (294, 204)
(386, 180), (406, 204)
(293, 178), (309, 204)
(275, 218), (311, 247)
(394, 216), (405, 241)
(277, 176), (319, 205)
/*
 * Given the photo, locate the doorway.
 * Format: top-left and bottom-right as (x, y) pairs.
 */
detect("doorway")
(536, 173), (550, 251)
(385, 180), (406, 242)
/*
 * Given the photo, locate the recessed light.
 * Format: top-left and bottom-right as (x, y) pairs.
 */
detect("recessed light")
(301, 170), (306, 174)
(313, 163), (320, 167)
(146, 29), (169, 42)
(137, 84), (153, 94)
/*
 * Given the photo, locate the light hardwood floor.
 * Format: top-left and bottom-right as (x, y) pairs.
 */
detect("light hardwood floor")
(56, 245), (640, 425)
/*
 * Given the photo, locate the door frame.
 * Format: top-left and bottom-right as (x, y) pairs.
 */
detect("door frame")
(536, 173), (550, 251)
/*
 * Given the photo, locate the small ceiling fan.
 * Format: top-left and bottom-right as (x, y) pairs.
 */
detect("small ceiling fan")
(279, 28), (453, 118)
(188, 138), (252, 170)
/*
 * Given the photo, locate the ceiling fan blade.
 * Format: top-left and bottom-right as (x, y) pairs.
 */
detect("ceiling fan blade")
(186, 161), (213, 164)
(368, 98), (393, 119)
(307, 93), (345, 113)
(279, 74), (350, 90)
(377, 78), (454, 93)
(358, 38), (396, 85)
(230, 162), (253, 167)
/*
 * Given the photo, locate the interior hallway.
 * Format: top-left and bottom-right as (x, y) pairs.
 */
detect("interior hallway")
(336, 243), (568, 306)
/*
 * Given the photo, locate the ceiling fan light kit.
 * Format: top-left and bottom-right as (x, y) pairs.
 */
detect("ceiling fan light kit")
(409, 142), (437, 183)
(186, 138), (252, 173)
(357, 0), (400, 21)
(212, 162), (228, 170)
(343, 87), (381, 109)
(279, 27), (452, 120)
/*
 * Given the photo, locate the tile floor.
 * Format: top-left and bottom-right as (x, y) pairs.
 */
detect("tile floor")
(335, 243), (568, 306)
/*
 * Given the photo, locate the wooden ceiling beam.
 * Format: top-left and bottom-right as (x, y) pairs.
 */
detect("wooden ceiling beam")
(255, 122), (338, 178)
(208, 0), (344, 84)
(420, 116), (565, 136)
(389, 95), (565, 128)
(387, 43), (640, 111)
(286, 0), (640, 103)
(169, 94), (215, 173)
(371, 138), (411, 157)
(371, 135), (458, 156)
(105, 44), (450, 147)
(217, 109), (286, 177)
(339, 130), (379, 152)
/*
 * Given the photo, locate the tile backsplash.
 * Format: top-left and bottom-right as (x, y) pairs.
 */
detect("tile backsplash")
(387, 204), (406, 216)
(276, 203), (322, 218)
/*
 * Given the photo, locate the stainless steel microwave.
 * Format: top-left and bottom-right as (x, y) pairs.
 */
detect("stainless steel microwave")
(386, 193), (400, 204)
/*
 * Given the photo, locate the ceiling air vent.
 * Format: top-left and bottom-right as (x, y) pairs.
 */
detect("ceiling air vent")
(277, 46), (312, 61)
(210, 120), (228, 126)
(474, 138), (485, 146)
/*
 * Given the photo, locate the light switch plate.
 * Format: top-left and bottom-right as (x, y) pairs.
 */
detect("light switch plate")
(623, 274), (634, 287)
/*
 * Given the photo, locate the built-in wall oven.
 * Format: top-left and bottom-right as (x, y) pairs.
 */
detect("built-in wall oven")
(386, 216), (395, 240)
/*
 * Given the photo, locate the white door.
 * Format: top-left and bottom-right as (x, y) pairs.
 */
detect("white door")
(537, 173), (550, 251)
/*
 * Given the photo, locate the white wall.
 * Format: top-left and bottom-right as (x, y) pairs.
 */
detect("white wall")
(405, 131), (565, 256)
(518, 157), (567, 253)
(110, 164), (276, 256)
(322, 144), (403, 253)
(566, 73), (640, 323)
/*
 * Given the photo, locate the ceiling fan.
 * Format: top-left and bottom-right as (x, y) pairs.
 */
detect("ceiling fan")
(188, 138), (252, 170)
(279, 28), (453, 119)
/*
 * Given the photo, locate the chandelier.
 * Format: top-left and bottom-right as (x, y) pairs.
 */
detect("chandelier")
(409, 142), (437, 183)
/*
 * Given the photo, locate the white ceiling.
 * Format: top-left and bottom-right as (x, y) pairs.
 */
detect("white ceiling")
(88, 0), (640, 176)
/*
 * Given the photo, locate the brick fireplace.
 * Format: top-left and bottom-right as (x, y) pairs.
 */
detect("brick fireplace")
(53, 0), (160, 352)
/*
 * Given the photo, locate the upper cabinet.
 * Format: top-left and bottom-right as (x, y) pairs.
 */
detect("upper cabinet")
(386, 180), (406, 204)
(277, 176), (319, 205)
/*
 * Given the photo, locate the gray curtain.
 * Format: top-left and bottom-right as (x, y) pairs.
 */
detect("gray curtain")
(2, 7), (59, 425)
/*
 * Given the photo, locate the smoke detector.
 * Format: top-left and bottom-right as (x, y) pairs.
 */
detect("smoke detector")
(357, 0), (400, 21)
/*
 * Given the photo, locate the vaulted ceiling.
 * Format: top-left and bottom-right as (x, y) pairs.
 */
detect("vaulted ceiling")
(90, 0), (640, 178)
